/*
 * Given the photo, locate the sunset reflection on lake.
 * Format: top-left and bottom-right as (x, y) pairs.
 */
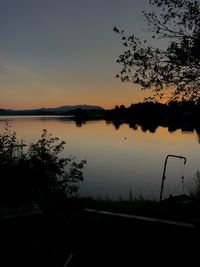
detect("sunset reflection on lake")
(1, 116), (200, 200)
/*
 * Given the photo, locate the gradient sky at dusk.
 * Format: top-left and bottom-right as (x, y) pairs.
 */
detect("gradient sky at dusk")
(0, 0), (152, 109)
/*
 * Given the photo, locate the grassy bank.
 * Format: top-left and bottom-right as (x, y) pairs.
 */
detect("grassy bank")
(1, 196), (200, 267)
(35, 195), (200, 225)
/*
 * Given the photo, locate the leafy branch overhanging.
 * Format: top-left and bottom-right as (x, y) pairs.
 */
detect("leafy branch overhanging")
(114, 0), (200, 102)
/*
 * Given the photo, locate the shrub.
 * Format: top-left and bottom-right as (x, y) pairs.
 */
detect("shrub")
(0, 124), (86, 204)
(188, 170), (200, 200)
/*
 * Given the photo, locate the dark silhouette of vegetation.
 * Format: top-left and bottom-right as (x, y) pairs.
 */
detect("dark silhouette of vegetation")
(0, 124), (86, 204)
(67, 108), (105, 119)
(105, 101), (200, 135)
(188, 170), (200, 200)
(114, 0), (200, 102)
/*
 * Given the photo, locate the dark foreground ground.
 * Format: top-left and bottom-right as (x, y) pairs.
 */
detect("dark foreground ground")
(0, 199), (200, 267)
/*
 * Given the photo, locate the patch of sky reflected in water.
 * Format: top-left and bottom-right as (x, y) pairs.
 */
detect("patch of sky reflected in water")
(0, 116), (200, 200)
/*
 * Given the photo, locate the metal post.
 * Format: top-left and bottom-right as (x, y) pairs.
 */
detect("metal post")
(159, 154), (186, 202)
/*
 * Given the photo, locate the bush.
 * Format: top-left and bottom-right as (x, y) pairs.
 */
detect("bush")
(0, 124), (86, 204)
(188, 170), (200, 200)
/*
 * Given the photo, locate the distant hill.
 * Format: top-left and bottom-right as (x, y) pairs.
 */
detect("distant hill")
(0, 105), (105, 116)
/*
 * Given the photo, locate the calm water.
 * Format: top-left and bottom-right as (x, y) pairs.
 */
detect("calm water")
(1, 116), (200, 200)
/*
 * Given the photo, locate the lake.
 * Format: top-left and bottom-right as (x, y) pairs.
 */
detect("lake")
(1, 116), (200, 200)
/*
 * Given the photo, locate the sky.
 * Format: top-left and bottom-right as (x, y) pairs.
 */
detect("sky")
(0, 0), (153, 109)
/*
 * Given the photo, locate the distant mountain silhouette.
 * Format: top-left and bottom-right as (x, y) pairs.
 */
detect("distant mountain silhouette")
(0, 105), (104, 115)
(40, 105), (104, 112)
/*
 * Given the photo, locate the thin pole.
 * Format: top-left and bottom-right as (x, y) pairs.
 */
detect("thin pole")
(63, 253), (73, 267)
(159, 155), (186, 202)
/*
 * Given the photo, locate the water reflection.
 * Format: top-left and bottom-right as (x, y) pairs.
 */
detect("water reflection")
(0, 116), (200, 200)
(2, 115), (199, 137)
(75, 120), (86, 127)
(105, 120), (200, 144)
(196, 130), (200, 144)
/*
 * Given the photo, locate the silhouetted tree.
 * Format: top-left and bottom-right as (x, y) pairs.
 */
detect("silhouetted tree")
(114, 0), (200, 102)
(0, 125), (86, 204)
(28, 129), (86, 199)
(105, 101), (200, 133)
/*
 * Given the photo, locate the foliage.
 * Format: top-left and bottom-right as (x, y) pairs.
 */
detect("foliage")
(114, 0), (200, 102)
(188, 170), (200, 199)
(0, 124), (86, 203)
(0, 122), (24, 162)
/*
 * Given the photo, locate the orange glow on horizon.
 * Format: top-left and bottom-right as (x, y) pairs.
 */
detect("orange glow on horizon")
(0, 78), (151, 109)
(0, 88), (152, 110)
